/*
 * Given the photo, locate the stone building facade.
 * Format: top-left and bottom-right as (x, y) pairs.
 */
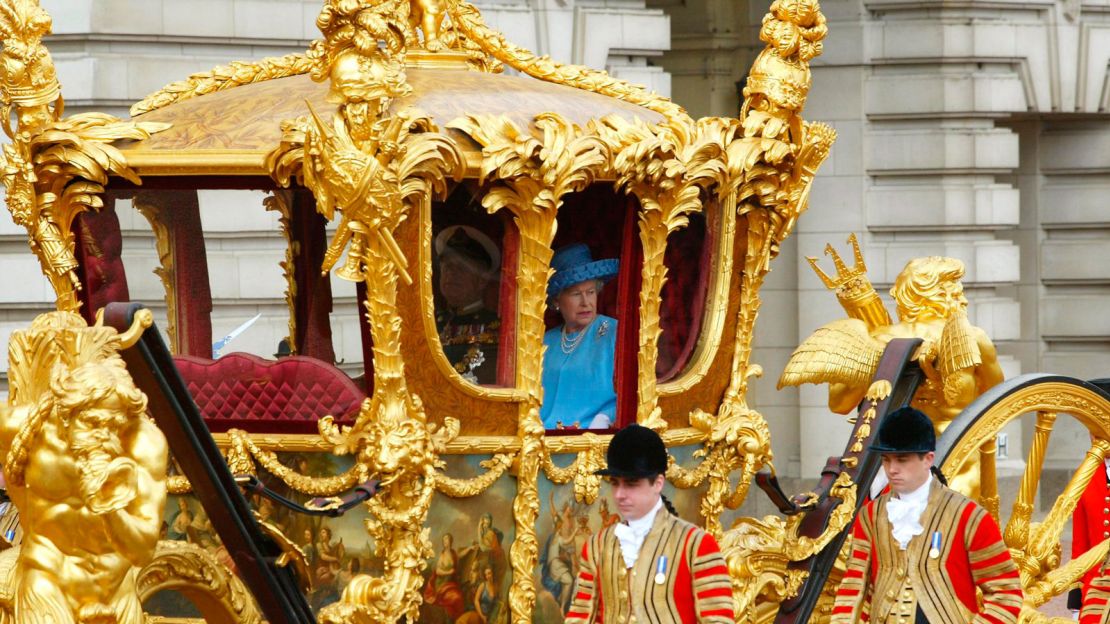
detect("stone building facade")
(648, 0), (1110, 487)
(2, 0), (1108, 488)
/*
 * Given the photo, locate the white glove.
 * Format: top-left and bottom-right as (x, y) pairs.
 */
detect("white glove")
(586, 413), (612, 429)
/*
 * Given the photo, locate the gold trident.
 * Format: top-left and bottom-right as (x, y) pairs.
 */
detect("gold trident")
(807, 233), (892, 330)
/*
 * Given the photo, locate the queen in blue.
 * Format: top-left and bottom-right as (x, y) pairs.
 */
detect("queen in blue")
(541, 244), (619, 430)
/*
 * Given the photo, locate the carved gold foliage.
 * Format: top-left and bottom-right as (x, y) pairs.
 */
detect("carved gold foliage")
(137, 540), (262, 624)
(266, 43), (464, 619)
(447, 111), (609, 622)
(435, 453), (513, 497)
(130, 53), (314, 117)
(447, 0), (686, 123)
(719, 472), (857, 622)
(2, 310), (167, 623)
(3, 112), (168, 311)
(593, 114), (735, 431)
(0, 0), (168, 311)
(688, 404), (775, 537)
(264, 190), (299, 354)
(133, 192), (178, 352)
(541, 435), (608, 505)
(227, 428), (367, 497)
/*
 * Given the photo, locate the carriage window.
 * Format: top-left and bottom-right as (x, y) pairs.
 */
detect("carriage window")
(542, 186), (636, 432)
(432, 185), (512, 387)
(195, 190), (297, 361)
(657, 212), (709, 381)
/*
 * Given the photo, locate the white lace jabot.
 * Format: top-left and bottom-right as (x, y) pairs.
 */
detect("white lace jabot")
(885, 474), (932, 550)
(613, 498), (664, 568)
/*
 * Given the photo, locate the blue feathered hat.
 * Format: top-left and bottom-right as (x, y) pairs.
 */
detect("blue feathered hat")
(547, 244), (619, 298)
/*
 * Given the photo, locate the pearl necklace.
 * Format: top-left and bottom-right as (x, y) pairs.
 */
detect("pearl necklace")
(560, 321), (591, 354)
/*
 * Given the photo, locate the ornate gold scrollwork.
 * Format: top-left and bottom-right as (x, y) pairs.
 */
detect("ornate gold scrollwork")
(133, 192), (179, 352)
(719, 472), (857, 624)
(447, 0), (684, 123)
(131, 53), (314, 117)
(263, 4), (470, 620)
(664, 0), (834, 550)
(0, 0), (166, 310)
(137, 540), (262, 624)
(264, 190), (299, 354)
(0, 0), (168, 312)
(594, 115), (737, 432)
(1, 310), (168, 622)
(446, 111), (609, 622)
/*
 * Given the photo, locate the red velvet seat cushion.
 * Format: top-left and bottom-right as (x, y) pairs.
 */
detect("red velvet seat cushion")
(173, 353), (365, 434)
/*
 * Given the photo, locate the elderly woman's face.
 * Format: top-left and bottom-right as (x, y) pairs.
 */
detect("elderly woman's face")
(556, 280), (599, 333)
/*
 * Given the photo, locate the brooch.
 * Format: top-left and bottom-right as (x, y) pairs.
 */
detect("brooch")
(598, 319), (610, 337)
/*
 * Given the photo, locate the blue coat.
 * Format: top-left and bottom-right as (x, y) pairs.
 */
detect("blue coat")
(540, 315), (618, 429)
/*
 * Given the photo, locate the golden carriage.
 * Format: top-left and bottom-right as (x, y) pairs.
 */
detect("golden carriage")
(0, 0), (1109, 622)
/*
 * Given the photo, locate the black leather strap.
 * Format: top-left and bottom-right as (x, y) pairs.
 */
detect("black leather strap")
(236, 475), (380, 517)
(104, 302), (315, 624)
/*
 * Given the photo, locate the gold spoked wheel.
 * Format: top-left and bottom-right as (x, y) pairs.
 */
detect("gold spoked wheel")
(936, 374), (1110, 623)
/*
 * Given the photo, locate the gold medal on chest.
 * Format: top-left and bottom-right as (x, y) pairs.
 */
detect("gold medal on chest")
(928, 531), (942, 559)
(654, 555), (667, 585)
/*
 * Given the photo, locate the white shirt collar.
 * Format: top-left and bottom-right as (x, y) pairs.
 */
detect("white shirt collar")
(895, 473), (933, 503)
(886, 474), (932, 549)
(614, 498), (664, 568)
(627, 498), (663, 533)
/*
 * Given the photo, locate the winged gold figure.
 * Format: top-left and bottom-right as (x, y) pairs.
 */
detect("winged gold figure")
(779, 235), (1004, 496)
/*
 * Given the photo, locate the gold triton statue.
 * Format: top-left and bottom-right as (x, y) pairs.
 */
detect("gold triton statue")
(0, 310), (167, 623)
(779, 235), (1004, 497)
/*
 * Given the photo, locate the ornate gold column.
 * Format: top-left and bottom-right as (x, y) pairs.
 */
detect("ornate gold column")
(0, 0), (166, 313)
(447, 111), (608, 622)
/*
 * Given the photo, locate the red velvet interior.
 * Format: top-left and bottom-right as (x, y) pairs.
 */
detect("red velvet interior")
(291, 189), (336, 363)
(74, 196), (131, 323)
(173, 353), (364, 434)
(169, 192), (214, 356)
(656, 212), (710, 381)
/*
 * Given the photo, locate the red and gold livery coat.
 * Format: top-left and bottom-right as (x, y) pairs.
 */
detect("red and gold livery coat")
(566, 510), (734, 623)
(1072, 465), (1110, 616)
(832, 479), (1023, 624)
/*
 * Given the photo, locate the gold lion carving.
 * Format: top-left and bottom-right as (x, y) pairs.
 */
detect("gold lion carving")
(0, 311), (167, 623)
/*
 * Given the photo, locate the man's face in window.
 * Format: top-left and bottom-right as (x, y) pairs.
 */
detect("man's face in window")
(439, 253), (489, 310)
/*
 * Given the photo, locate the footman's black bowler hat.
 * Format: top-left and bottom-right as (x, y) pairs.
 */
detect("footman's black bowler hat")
(869, 406), (936, 453)
(595, 424), (669, 478)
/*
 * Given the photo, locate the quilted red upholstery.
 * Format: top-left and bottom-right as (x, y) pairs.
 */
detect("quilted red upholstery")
(173, 353), (365, 434)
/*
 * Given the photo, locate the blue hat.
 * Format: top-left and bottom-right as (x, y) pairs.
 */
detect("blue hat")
(547, 244), (619, 298)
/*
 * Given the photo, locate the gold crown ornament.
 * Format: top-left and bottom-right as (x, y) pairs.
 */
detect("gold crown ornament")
(808, 233), (892, 330)
(0, 0), (61, 109)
